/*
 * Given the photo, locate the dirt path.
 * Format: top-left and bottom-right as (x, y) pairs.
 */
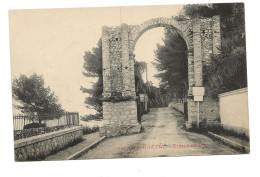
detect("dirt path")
(78, 107), (240, 160)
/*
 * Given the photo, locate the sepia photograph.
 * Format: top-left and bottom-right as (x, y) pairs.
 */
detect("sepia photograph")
(9, 3), (249, 162)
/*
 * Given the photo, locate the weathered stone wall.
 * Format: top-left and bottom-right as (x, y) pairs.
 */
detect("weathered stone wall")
(212, 16), (221, 55)
(102, 26), (111, 97)
(200, 18), (213, 65)
(188, 16), (221, 127)
(100, 23), (140, 137)
(200, 96), (220, 128)
(14, 126), (83, 161)
(186, 98), (197, 128)
(109, 27), (123, 92)
(199, 16), (221, 128)
(121, 24), (136, 96)
(100, 101), (141, 137)
(192, 18), (203, 87)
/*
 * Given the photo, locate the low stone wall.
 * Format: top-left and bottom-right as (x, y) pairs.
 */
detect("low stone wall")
(219, 88), (249, 137)
(169, 102), (184, 113)
(14, 126), (83, 161)
(170, 96), (220, 129)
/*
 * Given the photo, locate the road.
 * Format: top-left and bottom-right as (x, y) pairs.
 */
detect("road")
(78, 107), (240, 160)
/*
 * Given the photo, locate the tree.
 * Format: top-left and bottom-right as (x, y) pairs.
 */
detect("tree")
(81, 39), (103, 120)
(135, 61), (147, 94)
(154, 3), (247, 98)
(183, 3), (247, 97)
(153, 28), (188, 99)
(12, 73), (64, 123)
(81, 39), (152, 119)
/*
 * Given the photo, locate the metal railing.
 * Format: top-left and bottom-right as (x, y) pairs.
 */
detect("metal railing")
(13, 112), (79, 140)
(176, 99), (184, 104)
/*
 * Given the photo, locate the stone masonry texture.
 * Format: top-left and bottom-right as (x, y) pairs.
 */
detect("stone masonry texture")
(100, 101), (141, 137)
(101, 16), (221, 136)
(14, 126), (83, 161)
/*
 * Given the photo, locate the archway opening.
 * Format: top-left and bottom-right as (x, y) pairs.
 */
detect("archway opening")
(133, 26), (189, 123)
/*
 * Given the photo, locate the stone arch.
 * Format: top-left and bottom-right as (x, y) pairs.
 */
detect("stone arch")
(129, 17), (193, 54)
(100, 16), (221, 137)
(128, 18), (194, 97)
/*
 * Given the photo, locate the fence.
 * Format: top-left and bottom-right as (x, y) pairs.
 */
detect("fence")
(13, 112), (80, 140)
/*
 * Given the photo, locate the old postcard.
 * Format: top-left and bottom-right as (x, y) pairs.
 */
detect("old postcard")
(9, 3), (249, 161)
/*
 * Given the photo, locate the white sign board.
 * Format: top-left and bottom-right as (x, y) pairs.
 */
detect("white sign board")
(193, 87), (205, 96)
(193, 87), (205, 101)
(144, 95), (148, 102)
(194, 95), (203, 102)
(139, 94), (145, 102)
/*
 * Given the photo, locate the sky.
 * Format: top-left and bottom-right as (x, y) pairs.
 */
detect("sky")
(9, 5), (183, 116)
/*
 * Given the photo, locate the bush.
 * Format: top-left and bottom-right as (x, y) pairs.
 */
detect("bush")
(80, 114), (102, 122)
(23, 122), (46, 129)
(208, 124), (249, 141)
(82, 125), (99, 135)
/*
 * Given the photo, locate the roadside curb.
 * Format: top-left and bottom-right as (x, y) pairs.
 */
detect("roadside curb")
(66, 136), (106, 160)
(208, 132), (250, 153)
(169, 106), (184, 115)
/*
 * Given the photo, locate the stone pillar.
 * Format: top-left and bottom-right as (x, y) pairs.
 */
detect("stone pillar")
(186, 51), (197, 128)
(102, 26), (111, 97)
(121, 23), (131, 96)
(186, 19), (204, 129)
(129, 52), (136, 96)
(187, 52), (195, 96)
(192, 19), (203, 87)
(100, 25), (140, 137)
(186, 98), (197, 129)
(212, 15), (221, 55)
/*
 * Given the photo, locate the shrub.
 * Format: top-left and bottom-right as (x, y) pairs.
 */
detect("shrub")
(80, 114), (102, 122)
(23, 122), (46, 129)
(208, 124), (249, 141)
(82, 125), (99, 135)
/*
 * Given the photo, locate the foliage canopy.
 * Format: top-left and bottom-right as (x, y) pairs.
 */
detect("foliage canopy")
(12, 73), (64, 123)
(154, 3), (247, 98)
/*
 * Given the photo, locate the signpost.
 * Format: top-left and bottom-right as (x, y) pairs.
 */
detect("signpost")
(139, 94), (145, 102)
(139, 94), (148, 113)
(192, 87), (205, 129)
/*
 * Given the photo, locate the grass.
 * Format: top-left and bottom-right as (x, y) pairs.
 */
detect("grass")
(169, 106), (249, 141)
(207, 124), (249, 142)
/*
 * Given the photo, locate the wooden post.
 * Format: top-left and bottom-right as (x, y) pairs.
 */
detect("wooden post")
(23, 116), (25, 130)
(197, 101), (200, 129)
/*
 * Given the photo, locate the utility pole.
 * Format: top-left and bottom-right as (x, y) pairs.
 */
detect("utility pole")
(145, 62), (150, 112)
(146, 63), (148, 84)
(145, 63), (149, 94)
